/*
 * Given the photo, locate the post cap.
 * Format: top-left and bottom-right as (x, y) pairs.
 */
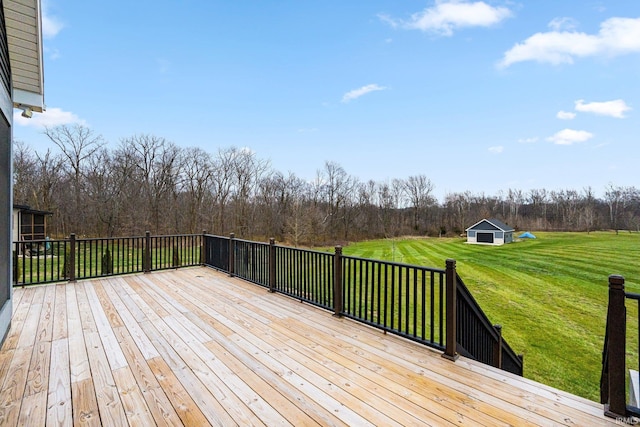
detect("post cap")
(609, 274), (625, 289)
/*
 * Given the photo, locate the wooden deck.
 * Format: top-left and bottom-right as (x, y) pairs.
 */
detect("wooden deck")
(0, 267), (617, 426)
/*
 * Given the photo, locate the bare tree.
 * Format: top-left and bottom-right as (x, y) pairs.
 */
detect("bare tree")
(121, 134), (180, 233)
(178, 147), (213, 234)
(403, 175), (435, 232)
(12, 140), (37, 206)
(44, 124), (105, 233)
(604, 183), (624, 233)
(231, 148), (271, 236)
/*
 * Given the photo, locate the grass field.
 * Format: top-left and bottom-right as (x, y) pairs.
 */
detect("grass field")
(338, 231), (640, 401)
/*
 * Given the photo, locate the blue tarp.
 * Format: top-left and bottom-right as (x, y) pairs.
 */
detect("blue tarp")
(519, 232), (536, 239)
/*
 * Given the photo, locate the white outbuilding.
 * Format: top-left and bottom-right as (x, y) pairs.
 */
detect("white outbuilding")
(466, 218), (514, 246)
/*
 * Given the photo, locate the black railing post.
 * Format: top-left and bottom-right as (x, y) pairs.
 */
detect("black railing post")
(229, 233), (235, 277)
(143, 231), (151, 273)
(69, 234), (76, 282)
(604, 274), (627, 419)
(12, 245), (18, 285)
(333, 246), (343, 317)
(269, 238), (276, 293)
(493, 324), (503, 369)
(201, 230), (207, 266)
(443, 258), (458, 361)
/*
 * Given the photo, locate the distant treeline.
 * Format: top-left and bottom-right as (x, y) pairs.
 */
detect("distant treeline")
(14, 124), (640, 244)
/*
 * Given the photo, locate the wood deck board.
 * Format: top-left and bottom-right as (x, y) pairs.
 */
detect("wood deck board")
(158, 272), (511, 426)
(0, 267), (619, 426)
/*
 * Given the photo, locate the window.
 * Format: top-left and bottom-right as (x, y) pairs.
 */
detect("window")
(20, 212), (47, 240)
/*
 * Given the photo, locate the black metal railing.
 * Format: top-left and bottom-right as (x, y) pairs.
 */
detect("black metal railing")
(14, 231), (523, 376)
(454, 271), (523, 375)
(13, 232), (201, 286)
(203, 233), (229, 271)
(232, 237), (270, 287)
(150, 234), (202, 271)
(273, 244), (334, 310)
(13, 238), (71, 285)
(600, 275), (640, 420)
(341, 254), (445, 349)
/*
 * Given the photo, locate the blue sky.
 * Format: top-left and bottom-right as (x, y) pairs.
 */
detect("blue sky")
(14, 0), (640, 200)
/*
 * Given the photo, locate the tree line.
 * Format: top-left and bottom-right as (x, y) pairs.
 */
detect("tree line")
(13, 124), (640, 245)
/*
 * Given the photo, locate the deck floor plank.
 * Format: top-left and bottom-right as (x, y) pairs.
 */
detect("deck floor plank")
(52, 284), (68, 341)
(0, 346), (31, 425)
(0, 267), (620, 426)
(17, 389), (47, 426)
(176, 296), (348, 426)
(35, 284), (56, 343)
(111, 325), (183, 427)
(71, 378), (101, 426)
(4, 287), (35, 350)
(214, 274), (568, 424)
(16, 285), (45, 350)
(146, 356), (215, 427)
(11, 287), (24, 315)
(46, 338), (72, 427)
(84, 282), (128, 371)
(152, 274), (433, 426)
(163, 271), (498, 426)
(101, 279), (160, 360)
(140, 321), (237, 426)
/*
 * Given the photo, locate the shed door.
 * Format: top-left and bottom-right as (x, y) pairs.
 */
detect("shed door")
(477, 232), (494, 244)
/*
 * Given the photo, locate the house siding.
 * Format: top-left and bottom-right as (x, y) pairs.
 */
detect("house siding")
(4, 0), (40, 91)
(0, 0), (12, 346)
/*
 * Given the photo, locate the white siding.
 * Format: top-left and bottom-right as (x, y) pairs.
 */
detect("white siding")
(4, 0), (44, 111)
(11, 208), (18, 242)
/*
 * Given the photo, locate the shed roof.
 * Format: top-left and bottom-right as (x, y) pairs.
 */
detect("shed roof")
(13, 204), (52, 215)
(466, 218), (514, 232)
(4, 0), (45, 112)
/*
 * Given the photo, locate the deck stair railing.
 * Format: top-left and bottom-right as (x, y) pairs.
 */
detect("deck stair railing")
(13, 232), (523, 376)
(600, 275), (640, 420)
(447, 261), (523, 375)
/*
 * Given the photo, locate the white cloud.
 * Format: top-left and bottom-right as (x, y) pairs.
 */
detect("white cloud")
(498, 16), (640, 68)
(548, 17), (578, 32)
(575, 99), (631, 118)
(14, 107), (86, 128)
(379, 1), (512, 37)
(546, 128), (594, 145)
(41, 0), (63, 39)
(341, 84), (387, 103)
(488, 145), (503, 153)
(556, 110), (576, 120)
(517, 137), (538, 144)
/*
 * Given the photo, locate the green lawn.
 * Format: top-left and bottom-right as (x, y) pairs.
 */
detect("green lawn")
(338, 231), (640, 401)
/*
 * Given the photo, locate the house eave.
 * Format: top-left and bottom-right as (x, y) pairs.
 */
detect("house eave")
(466, 218), (514, 232)
(4, 0), (45, 112)
(13, 88), (44, 112)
